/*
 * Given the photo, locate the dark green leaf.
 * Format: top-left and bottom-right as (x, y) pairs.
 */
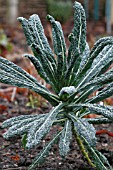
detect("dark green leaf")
(59, 120), (72, 157)
(31, 43), (58, 92)
(24, 54), (50, 84)
(90, 36), (113, 57)
(65, 49), (80, 86)
(68, 1), (86, 63)
(75, 45), (113, 88)
(95, 150), (112, 170)
(0, 56), (59, 106)
(2, 114), (45, 128)
(69, 114), (96, 147)
(83, 136), (111, 170)
(85, 117), (113, 124)
(17, 17), (33, 46)
(66, 1), (86, 86)
(47, 15), (67, 87)
(79, 67), (113, 93)
(3, 114), (46, 139)
(79, 43), (90, 72)
(73, 37), (113, 88)
(80, 103), (113, 120)
(71, 42), (90, 86)
(28, 130), (62, 170)
(74, 86), (100, 103)
(18, 15), (53, 57)
(18, 15), (57, 88)
(26, 103), (64, 148)
(89, 82), (113, 103)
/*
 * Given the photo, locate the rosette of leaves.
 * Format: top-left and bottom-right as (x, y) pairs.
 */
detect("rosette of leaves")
(1, 1), (113, 170)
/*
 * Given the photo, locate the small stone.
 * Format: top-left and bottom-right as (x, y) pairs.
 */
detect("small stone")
(59, 162), (62, 165)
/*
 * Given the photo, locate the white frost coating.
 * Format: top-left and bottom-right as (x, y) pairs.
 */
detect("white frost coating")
(59, 120), (72, 156)
(59, 86), (76, 96)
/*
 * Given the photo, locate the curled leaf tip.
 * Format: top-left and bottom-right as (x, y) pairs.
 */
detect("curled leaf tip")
(23, 54), (30, 58)
(46, 15), (54, 23)
(46, 14), (51, 20)
(17, 17), (24, 21)
(68, 33), (74, 42)
(74, 1), (81, 7)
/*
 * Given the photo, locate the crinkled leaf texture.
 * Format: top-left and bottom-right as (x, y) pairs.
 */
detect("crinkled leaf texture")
(59, 120), (72, 157)
(47, 15), (67, 80)
(2, 114), (46, 139)
(69, 114), (96, 147)
(0, 57), (59, 106)
(26, 103), (64, 148)
(82, 136), (112, 170)
(3, 103), (64, 149)
(1, 1), (113, 170)
(28, 130), (62, 170)
(79, 103), (113, 120)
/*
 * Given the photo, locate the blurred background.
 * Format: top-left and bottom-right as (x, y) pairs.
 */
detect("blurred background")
(0, 0), (113, 59)
(0, 0), (113, 53)
(0, 0), (112, 28)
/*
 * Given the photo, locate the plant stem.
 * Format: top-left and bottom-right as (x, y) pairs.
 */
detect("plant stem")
(73, 127), (95, 168)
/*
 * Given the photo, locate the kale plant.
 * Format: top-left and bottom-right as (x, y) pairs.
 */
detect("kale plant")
(1, 1), (113, 170)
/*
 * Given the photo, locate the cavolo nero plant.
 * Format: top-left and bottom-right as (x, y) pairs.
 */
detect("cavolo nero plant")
(1, 1), (113, 170)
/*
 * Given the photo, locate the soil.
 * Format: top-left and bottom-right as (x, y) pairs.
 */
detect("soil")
(0, 92), (113, 170)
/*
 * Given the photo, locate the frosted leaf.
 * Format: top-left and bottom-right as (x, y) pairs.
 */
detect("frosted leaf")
(26, 103), (64, 148)
(59, 120), (72, 157)
(3, 115), (46, 139)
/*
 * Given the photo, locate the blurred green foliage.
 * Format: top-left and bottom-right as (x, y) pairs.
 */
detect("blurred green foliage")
(0, 29), (12, 57)
(46, 0), (72, 24)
